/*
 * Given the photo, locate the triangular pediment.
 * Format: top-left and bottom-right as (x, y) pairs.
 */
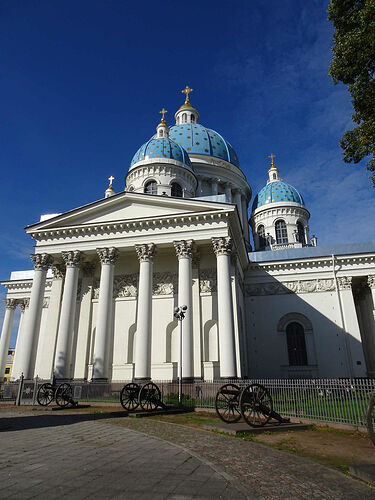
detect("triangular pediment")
(26, 191), (234, 231)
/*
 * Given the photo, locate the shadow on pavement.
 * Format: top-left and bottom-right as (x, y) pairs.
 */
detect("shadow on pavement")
(0, 410), (129, 432)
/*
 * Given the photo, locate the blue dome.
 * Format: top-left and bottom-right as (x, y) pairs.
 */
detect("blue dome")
(130, 137), (192, 170)
(252, 181), (305, 212)
(168, 123), (240, 167)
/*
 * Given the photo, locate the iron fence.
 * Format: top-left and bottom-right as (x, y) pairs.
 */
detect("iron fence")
(1, 377), (374, 427)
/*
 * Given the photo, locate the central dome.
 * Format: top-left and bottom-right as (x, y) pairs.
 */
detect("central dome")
(168, 123), (240, 167)
(130, 137), (193, 170)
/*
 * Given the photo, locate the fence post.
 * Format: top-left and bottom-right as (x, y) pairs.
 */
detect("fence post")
(32, 376), (38, 405)
(15, 373), (24, 406)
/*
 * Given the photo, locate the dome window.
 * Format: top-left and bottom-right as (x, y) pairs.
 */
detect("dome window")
(275, 219), (288, 244)
(171, 182), (183, 198)
(182, 113), (187, 123)
(191, 114), (195, 123)
(257, 225), (267, 250)
(297, 221), (306, 245)
(144, 180), (157, 195)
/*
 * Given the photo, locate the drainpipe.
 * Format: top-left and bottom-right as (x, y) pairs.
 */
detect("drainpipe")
(332, 254), (353, 378)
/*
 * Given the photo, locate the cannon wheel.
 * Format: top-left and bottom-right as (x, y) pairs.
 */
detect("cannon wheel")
(55, 383), (73, 408)
(37, 383), (55, 406)
(215, 383), (242, 423)
(120, 383), (140, 411)
(367, 393), (375, 446)
(240, 383), (273, 427)
(139, 382), (161, 412)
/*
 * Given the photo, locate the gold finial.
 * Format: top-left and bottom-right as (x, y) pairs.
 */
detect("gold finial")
(181, 85), (193, 104)
(159, 107), (168, 123)
(268, 153), (276, 166)
(108, 175), (114, 188)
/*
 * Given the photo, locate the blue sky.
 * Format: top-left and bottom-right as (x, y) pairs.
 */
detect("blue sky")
(1, 0), (374, 345)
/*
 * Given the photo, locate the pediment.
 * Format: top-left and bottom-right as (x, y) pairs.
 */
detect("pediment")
(26, 191), (234, 231)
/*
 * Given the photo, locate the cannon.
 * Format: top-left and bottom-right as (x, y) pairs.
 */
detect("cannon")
(37, 381), (77, 408)
(215, 383), (289, 427)
(120, 382), (166, 412)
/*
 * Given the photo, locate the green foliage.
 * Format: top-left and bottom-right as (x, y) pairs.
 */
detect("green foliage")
(328, 0), (375, 185)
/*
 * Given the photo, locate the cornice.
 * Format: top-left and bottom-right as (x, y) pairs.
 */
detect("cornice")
(1, 278), (53, 292)
(27, 210), (234, 241)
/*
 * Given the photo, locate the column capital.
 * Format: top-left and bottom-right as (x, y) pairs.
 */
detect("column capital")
(4, 298), (17, 310)
(51, 264), (66, 279)
(96, 247), (119, 265)
(18, 299), (29, 312)
(30, 253), (53, 271)
(62, 250), (82, 268)
(173, 240), (194, 260)
(368, 275), (375, 289)
(212, 237), (233, 257)
(135, 243), (156, 263)
(337, 276), (352, 290)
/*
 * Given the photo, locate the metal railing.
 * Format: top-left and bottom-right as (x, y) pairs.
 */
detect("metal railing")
(1, 377), (374, 427)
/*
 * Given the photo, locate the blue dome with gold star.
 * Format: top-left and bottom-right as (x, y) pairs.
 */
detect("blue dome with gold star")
(252, 181), (305, 212)
(130, 137), (193, 170)
(168, 123), (240, 167)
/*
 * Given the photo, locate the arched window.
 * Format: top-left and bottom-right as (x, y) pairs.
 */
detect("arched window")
(171, 182), (183, 197)
(144, 180), (157, 195)
(191, 114), (195, 123)
(275, 219), (288, 244)
(257, 225), (267, 249)
(182, 113), (187, 123)
(286, 322), (308, 366)
(297, 221), (305, 245)
(177, 116), (180, 125)
(273, 173), (276, 180)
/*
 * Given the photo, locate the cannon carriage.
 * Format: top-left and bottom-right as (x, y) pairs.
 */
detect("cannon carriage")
(215, 383), (289, 427)
(37, 381), (77, 408)
(120, 382), (166, 412)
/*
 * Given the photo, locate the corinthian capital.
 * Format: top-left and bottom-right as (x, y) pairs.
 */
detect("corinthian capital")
(135, 243), (156, 263)
(96, 247), (119, 265)
(337, 276), (352, 290)
(4, 299), (17, 310)
(18, 299), (28, 312)
(51, 264), (66, 279)
(212, 237), (233, 257)
(30, 253), (53, 271)
(173, 240), (194, 260)
(62, 250), (82, 268)
(368, 275), (375, 289)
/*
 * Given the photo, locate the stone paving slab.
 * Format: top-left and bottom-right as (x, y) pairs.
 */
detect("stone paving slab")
(0, 410), (249, 499)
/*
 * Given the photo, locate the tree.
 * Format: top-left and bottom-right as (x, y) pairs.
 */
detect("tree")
(328, 0), (375, 186)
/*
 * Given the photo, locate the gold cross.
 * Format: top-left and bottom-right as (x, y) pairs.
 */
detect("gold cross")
(268, 153), (276, 166)
(108, 175), (114, 187)
(181, 85), (193, 103)
(159, 108), (167, 121)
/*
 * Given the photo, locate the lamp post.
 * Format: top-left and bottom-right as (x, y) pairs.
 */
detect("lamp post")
(174, 305), (187, 405)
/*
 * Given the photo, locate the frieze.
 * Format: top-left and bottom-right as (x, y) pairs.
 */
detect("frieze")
(368, 275), (375, 289)
(337, 276), (352, 290)
(245, 278), (336, 296)
(153, 272), (177, 296)
(200, 268), (217, 293)
(114, 274), (138, 298)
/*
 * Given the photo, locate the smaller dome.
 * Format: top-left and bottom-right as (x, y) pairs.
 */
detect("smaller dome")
(130, 137), (193, 170)
(252, 180), (305, 212)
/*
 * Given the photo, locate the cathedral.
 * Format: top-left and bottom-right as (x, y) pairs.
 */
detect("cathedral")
(1, 87), (375, 383)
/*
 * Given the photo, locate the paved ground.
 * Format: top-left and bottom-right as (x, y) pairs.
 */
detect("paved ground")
(0, 408), (374, 499)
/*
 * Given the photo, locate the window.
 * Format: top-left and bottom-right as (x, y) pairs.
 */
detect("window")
(273, 173), (276, 180)
(8, 350), (12, 355)
(297, 221), (305, 245)
(144, 181), (157, 195)
(182, 113), (187, 123)
(5, 368), (10, 374)
(191, 114), (195, 123)
(257, 225), (267, 249)
(275, 219), (288, 244)
(171, 182), (183, 197)
(286, 322), (307, 366)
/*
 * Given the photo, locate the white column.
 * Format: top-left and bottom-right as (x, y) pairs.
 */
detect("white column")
(134, 243), (156, 380)
(174, 240), (194, 380)
(37, 265), (65, 379)
(54, 251), (82, 379)
(74, 262), (96, 380)
(211, 178), (218, 195)
(92, 248), (118, 380)
(11, 299), (28, 380)
(225, 184), (232, 203)
(0, 299), (17, 381)
(18, 253), (52, 379)
(241, 195), (250, 244)
(233, 190), (243, 226)
(212, 237), (237, 378)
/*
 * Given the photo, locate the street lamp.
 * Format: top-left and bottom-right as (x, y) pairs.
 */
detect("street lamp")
(174, 305), (187, 405)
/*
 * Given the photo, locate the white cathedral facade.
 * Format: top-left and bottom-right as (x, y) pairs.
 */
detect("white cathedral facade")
(1, 87), (375, 383)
